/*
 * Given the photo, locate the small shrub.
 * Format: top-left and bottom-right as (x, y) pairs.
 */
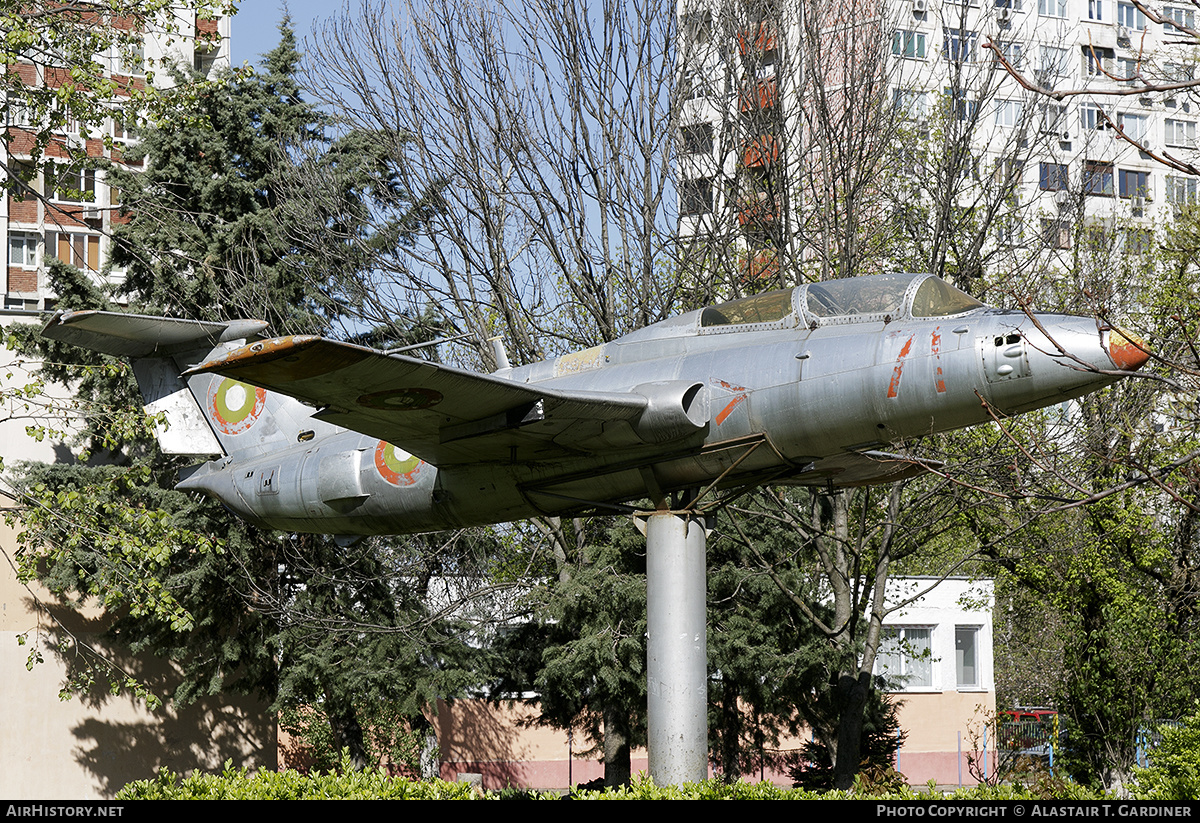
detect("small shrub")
(1132, 705), (1200, 800)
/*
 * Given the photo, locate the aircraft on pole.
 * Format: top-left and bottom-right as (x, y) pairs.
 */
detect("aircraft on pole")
(43, 271), (1151, 786)
(43, 272), (1150, 535)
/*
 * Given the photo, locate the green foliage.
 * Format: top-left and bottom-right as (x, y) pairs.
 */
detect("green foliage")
(116, 755), (490, 800)
(0, 1), (236, 181)
(279, 704), (430, 775)
(118, 765), (1112, 800)
(1132, 706), (1200, 800)
(789, 689), (907, 791)
(6, 24), (479, 766)
(490, 517), (648, 767)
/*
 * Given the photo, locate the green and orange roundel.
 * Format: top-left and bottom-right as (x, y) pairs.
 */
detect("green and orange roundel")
(374, 441), (424, 486)
(208, 377), (267, 435)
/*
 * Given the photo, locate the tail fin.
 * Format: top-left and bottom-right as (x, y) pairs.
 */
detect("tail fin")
(41, 311), (321, 459)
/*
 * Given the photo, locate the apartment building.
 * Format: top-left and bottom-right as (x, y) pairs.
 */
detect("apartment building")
(2, 8), (232, 310)
(677, 0), (1200, 275)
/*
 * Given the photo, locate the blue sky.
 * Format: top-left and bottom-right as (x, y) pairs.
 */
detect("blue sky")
(229, 1), (335, 69)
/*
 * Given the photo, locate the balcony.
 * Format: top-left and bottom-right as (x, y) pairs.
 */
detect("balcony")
(738, 78), (778, 112)
(743, 135), (780, 169)
(736, 191), (779, 227)
(737, 22), (777, 56)
(741, 249), (779, 280)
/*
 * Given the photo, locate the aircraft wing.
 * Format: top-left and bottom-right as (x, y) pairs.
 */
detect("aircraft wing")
(186, 335), (656, 466)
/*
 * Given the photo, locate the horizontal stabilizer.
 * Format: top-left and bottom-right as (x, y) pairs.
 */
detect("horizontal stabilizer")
(42, 310), (269, 359)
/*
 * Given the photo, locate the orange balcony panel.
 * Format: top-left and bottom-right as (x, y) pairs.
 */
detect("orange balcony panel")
(736, 194), (779, 227)
(738, 79), (778, 112)
(741, 251), (779, 280)
(737, 22), (778, 56)
(743, 135), (780, 169)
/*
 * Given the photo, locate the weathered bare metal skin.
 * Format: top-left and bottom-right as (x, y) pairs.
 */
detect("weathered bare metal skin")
(44, 273), (1146, 537)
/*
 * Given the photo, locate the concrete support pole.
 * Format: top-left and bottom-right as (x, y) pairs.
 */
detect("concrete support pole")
(644, 510), (709, 785)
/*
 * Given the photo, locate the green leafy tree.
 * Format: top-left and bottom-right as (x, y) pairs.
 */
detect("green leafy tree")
(8, 22), (474, 768)
(490, 517), (648, 787)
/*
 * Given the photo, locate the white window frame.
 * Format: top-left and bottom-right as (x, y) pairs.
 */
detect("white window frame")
(956, 626), (982, 689)
(1118, 1), (1147, 29)
(994, 99), (1023, 127)
(1118, 111), (1150, 142)
(893, 29), (927, 59)
(877, 626), (934, 691)
(1165, 118), (1196, 148)
(1039, 0), (1068, 17)
(8, 231), (39, 268)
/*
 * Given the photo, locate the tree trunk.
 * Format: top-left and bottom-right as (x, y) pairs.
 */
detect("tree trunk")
(831, 670), (872, 790)
(324, 690), (369, 770)
(603, 704), (632, 788)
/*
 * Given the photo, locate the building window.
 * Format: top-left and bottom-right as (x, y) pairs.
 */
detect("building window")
(1163, 63), (1195, 82)
(994, 99), (1023, 127)
(893, 30), (926, 59)
(8, 231), (38, 268)
(944, 88), (978, 121)
(996, 0), (1023, 9)
(997, 41), (1023, 67)
(1039, 46), (1070, 80)
(1167, 175), (1199, 204)
(1089, 0), (1105, 19)
(6, 100), (36, 128)
(1124, 228), (1153, 254)
(47, 231), (100, 271)
(943, 27), (978, 63)
(877, 627), (932, 690)
(894, 89), (927, 120)
(680, 67), (713, 101)
(118, 39), (145, 75)
(1118, 2), (1147, 29)
(679, 123), (713, 155)
(1041, 218), (1072, 249)
(1084, 160), (1115, 195)
(1039, 161), (1069, 190)
(1039, 102), (1069, 135)
(1163, 4), (1195, 31)
(680, 177), (713, 215)
(49, 165), (97, 204)
(1165, 119), (1196, 147)
(1119, 169), (1150, 198)
(1083, 46), (1114, 76)
(1081, 102), (1108, 130)
(1117, 57), (1139, 81)
(1118, 111), (1149, 142)
(1039, 0), (1068, 17)
(956, 626), (980, 689)
(681, 10), (712, 47)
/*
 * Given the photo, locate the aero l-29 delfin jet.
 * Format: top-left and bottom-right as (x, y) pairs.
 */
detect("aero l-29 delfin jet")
(43, 272), (1149, 538)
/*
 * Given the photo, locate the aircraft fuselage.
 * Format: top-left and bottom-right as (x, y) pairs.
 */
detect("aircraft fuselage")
(171, 274), (1143, 537)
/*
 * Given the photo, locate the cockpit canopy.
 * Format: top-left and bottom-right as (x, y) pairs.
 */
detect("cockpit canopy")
(699, 273), (984, 330)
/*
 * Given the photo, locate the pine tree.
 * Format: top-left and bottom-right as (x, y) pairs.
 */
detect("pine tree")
(8, 22), (474, 767)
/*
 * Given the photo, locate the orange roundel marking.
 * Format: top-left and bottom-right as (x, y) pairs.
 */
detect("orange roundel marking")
(374, 441), (424, 486)
(209, 377), (266, 435)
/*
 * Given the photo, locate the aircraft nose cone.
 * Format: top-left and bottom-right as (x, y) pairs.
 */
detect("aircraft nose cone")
(1105, 328), (1150, 371)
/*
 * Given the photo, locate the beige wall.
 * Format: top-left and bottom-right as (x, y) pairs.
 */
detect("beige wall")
(0, 500), (276, 800)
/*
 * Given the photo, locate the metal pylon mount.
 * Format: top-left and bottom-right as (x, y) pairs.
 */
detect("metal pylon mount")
(636, 507), (711, 785)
